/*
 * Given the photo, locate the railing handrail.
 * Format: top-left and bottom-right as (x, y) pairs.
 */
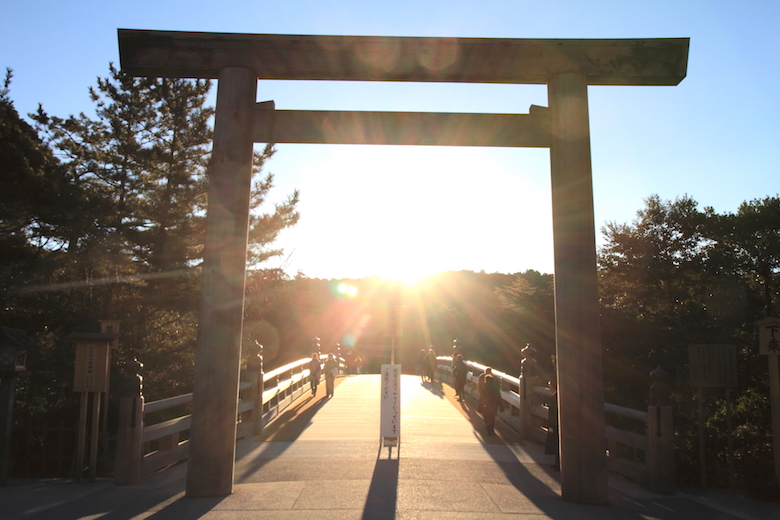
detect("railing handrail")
(533, 386), (649, 424)
(143, 393), (192, 415)
(604, 402), (648, 423)
(436, 356), (520, 386)
(263, 357), (310, 380)
(142, 355), (333, 415)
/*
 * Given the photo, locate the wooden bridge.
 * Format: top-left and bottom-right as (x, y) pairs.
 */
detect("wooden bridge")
(114, 356), (676, 500)
(8, 367), (773, 519)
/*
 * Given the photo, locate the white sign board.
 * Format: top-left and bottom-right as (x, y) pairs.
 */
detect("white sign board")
(688, 344), (738, 388)
(757, 317), (780, 356)
(380, 364), (401, 443)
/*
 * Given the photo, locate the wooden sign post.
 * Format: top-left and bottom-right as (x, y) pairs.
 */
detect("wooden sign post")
(380, 364), (401, 450)
(757, 317), (780, 484)
(68, 331), (119, 482)
(384, 306), (405, 365)
(0, 327), (32, 486)
(688, 344), (738, 489)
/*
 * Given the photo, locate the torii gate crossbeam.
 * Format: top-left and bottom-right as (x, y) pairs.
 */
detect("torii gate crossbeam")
(118, 30), (688, 504)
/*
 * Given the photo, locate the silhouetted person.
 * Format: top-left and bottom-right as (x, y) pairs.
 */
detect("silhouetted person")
(477, 366), (493, 394)
(425, 347), (437, 383)
(309, 353), (322, 396)
(453, 354), (468, 401)
(479, 374), (503, 436)
(417, 349), (427, 381)
(324, 354), (338, 398)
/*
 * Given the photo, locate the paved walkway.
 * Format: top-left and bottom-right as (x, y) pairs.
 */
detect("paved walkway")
(2, 374), (778, 519)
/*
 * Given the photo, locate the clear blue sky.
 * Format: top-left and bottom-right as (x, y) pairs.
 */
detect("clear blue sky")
(2, 1), (778, 281)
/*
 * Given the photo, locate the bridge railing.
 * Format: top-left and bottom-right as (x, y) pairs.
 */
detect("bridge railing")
(117, 353), (673, 494)
(436, 356), (674, 495)
(114, 354), (341, 485)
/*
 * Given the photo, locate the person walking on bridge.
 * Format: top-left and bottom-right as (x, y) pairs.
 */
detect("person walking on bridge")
(425, 347), (438, 383)
(309, 353), (322, 396)
(477, 367), (493, 394)
(324, 353), (338, 398)
(453, 354), (468, 401)
(479, 374), (503, 436)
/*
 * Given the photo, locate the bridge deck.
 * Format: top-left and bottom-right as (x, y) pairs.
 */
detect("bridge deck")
(4, 374), (775, 519)
(232, 374), (557, 517)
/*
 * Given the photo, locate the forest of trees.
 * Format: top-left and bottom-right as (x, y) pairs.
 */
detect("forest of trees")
(1, 66), (778, 493)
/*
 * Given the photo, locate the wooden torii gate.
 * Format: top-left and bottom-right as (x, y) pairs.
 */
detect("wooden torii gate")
(118, 30), (689, 504)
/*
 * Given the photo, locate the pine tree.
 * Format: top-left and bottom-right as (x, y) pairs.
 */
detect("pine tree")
(29, 65), (299, 398)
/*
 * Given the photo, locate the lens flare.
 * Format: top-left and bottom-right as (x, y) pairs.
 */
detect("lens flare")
(330, 280), (358, 299)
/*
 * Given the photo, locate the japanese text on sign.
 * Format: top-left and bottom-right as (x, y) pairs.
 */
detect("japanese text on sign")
(380, 364), (401, 440)
(758, 318), (780, 355)
(688, 344), (738, 388)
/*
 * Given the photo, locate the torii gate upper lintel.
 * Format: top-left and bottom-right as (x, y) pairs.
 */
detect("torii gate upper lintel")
(117, 30), (689, 504)
(118, 29), (688, 85)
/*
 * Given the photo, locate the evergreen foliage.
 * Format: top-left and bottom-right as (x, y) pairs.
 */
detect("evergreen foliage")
(599, 194), (779, 490)
(1, 66), (299, 477)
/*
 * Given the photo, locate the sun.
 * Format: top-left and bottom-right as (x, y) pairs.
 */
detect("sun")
(379, 264), (428, 286)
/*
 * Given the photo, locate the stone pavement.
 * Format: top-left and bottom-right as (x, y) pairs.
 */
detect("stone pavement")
(2, 374), (778, 519)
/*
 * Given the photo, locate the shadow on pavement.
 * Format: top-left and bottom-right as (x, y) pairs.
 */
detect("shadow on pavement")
(361, 448), (399, 520)
(236, 376), (346, 481)
(13, 480), (213, 520)
(419, 379), (445, 398)
(439, 379), (752, 519)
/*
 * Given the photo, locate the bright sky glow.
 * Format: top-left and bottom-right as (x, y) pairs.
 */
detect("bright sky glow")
(3, 1), (779, 281)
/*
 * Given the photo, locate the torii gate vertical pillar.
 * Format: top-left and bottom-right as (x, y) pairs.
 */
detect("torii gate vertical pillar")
(186, 67), (257, 497)
(548, 72), (609, 504)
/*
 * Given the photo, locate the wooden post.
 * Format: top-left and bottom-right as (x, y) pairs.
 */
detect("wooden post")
(0, 372), (17, 485)
(648, 366), (675, 494)
(756, 318), (780, 483)
(697, 386), (706, 489)
(520, 345), (537, 438)
(114, 395), (144, 484)
(114, 358), (144, 486)
(548, 72), (608, 504)
(247, 344), (265, 436)
(186, 66), (257, 498)
(769, 355), (780, 483)
(251, 372), (264, 436)
(725, 387), (735, 490)
(648, 405), (675, 494)
(88, 392), (101, 482)
(76, 392), (88, 482)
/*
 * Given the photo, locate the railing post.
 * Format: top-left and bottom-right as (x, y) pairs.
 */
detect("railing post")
(114, 359), (144, 486)
(520, 345), (538, 438)
(648, 365), (675, 495)
(247, 343), (264, 435)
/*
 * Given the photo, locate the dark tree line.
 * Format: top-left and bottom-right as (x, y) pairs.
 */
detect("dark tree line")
(1, 66), (299, 477)
(240, 270), (554, 377)
(598, 194), (779, 491)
